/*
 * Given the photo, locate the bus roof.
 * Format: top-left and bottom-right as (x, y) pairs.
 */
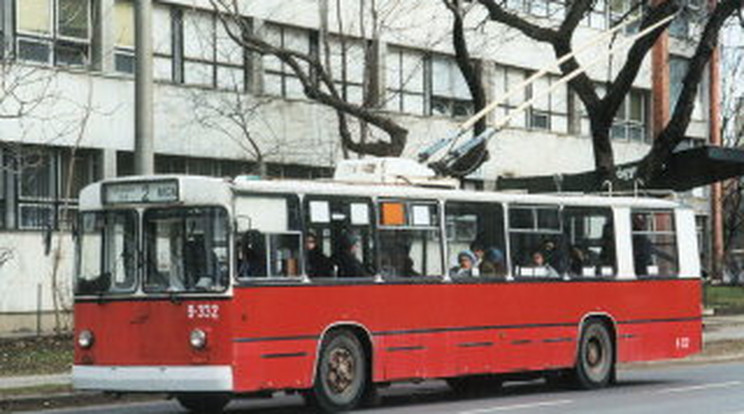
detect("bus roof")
(79, 174), (684, 211)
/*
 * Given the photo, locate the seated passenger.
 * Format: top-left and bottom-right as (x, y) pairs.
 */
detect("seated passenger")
(470, 241), (486, 267)
(568, 246), (587, 277)
(305, 233), (335, 278)
(530, 251), (559, 277)
(450, 250), (479, 277)
(237, 230), (265, 277)
(403, 256), (420, 277)
(332, 233), (368, 277)
(480, 248), (506, 278)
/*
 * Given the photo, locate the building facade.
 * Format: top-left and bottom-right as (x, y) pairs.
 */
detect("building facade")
(0, 0), (711, 333)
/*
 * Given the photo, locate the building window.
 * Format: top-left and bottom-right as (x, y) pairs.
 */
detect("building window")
(669, 2), (702, 39)
(527, 74), (569, 132)
(669, 55), (689, 114)
(386, 46), (425, 115)
(611, 89), (647, 142)
(581, 0), (608, 30)
(263, 22), (315, 99)
(16, 0), (91, 66)
(17, 147), (57, 230)
(114, 0), (134, 74)
(324, 36), (365, 105)
(152, 4), (174, 81)
(0, 146), (99, 231)
(430, 54), (473, 118)
(609, 0), (641, 33)
(58, 149), (99, 229)
(493, 65), (527, 128)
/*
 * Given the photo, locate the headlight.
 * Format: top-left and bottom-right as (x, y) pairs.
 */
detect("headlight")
(190, 328), (207, 349)
(78, 330), (94, 349)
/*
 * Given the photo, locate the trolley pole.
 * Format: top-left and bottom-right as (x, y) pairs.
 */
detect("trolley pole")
(134, 0), (154, 175)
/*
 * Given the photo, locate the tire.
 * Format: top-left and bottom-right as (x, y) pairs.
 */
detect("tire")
(176, 394), (231, 413)
(575, 320), (614, 389)
(309, 330), (368, 413)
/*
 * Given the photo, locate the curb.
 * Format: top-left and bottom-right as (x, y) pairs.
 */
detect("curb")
(0, 391), (165, 412)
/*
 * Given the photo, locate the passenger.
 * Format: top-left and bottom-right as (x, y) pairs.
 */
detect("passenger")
(332, 233), (368, 277)
(450, 250), (479, 277)
(599, 222), (616, 272)
(568, 246), (587, 277)
(304, 232), (335, 278)
(531, 251), (560, 277)
(403, 256), (420, 277)
(480, 248), (506, 278)
(469, 241), (486, 267)
(632, 214), (652, 276)
(238, 230), (265, 277)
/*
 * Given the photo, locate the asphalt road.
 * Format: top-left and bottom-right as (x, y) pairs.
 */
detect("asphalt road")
(28, 362), (744, 414)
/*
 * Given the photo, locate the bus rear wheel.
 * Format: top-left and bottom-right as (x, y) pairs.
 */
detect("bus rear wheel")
(308, 330), (368, 413)
(575, 320), (614, 389)
(176, 393), (231, 413)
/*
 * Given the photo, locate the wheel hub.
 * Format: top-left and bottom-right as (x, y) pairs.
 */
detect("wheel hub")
(326, 347), (355, 394)
(586, 338), (603, 367)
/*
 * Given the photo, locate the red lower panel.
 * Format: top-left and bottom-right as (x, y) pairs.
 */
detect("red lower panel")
(75, 279), (701, 394)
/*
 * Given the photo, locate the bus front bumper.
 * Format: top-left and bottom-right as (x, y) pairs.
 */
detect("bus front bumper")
(72, 365), (233, 392)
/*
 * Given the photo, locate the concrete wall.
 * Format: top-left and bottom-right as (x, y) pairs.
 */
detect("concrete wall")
(0, 232), (75, 333)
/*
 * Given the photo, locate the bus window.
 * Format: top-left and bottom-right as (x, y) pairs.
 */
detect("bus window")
(377, 200), (442, 277)
(563, 207), (615, 278)
(144, 207), (229, 293)
(76, 210), (137, 295)
(509, 205), (564, 279)
(234, 195), (302, 279)
(445, 201), (506, 279)
(631, 210), (678, 277)
(305, 197), (374, 278)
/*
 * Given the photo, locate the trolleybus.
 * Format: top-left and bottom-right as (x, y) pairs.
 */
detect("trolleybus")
(72, 159), (702, 413)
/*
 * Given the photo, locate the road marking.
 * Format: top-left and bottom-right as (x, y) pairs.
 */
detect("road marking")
(458, 399), (573, 414)
(654, 381), (742, 394)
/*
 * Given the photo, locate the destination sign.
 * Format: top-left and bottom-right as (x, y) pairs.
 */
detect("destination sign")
(103, 180), (179, 204)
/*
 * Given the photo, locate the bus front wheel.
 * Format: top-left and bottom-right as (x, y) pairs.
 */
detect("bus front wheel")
(575, 320), (614, 389)
(308, 330), (368, 413)
(176, 393), (231, 413)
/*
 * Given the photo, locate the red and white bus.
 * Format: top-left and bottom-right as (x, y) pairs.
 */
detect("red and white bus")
(72, 159), (702, 413)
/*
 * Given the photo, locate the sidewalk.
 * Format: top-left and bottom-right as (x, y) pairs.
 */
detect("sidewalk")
(2, 314), (744, 397)
(0, 374), (69, 391)
(703, 314), (744, 342)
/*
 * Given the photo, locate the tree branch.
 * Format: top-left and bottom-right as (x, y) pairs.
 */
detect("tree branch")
(212, 0), (408, 156)
(477, 0), (558, 42)
(602, 1), (679, 123)
(639, 0), (743, 182)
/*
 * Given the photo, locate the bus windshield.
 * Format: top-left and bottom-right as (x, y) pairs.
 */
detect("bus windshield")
(144, 207), (229, 293)
(76, 211), (137, 295)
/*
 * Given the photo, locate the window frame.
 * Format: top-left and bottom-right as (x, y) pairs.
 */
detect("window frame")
(376, 198), (443, 279)
(262, 21), (316, 99)
(386, 45), (426, 115)
(15, 0), (92, 67)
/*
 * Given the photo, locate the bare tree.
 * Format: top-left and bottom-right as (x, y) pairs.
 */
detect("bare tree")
(439, 0), (742, 186)
(0, 61), (59, 270)
(210, 0), (408, 157)
(190, 90), (275, 177)
(440, 0), (491, 176)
